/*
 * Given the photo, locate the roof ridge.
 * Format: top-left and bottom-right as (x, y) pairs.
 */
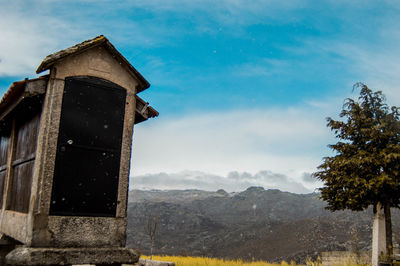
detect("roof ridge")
(36, 35), (107, 74)
(35, 35), (150, 92)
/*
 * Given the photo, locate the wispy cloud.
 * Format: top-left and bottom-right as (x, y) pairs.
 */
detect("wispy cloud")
(0, 1), (176, 77)
(0, 2), (88, 77)
(300, 31), (400, 107)
(339, 43), (400, 106)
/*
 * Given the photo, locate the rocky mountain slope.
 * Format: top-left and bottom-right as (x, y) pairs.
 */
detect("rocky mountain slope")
(126, 187), (400, 263)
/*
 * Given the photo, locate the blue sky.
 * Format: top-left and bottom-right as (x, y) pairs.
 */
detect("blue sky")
(1, 1), (400, 192)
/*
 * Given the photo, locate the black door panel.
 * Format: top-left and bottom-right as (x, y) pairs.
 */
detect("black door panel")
(50, 76), (126, 217)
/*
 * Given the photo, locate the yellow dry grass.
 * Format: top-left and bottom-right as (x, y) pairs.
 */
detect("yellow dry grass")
(142, 255), (296, 266)
(141, 255), (368, 266)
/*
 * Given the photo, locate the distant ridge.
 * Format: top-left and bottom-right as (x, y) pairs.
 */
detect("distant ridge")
(127, 188), (400, 263)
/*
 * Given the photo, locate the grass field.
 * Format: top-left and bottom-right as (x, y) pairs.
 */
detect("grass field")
(141, 255), (368, 266)
(142, 255), (303, 266)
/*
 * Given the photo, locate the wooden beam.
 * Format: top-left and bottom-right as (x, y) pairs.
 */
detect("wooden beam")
(2, 119), (16, 211)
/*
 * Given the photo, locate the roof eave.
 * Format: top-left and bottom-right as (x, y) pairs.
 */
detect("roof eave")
(135, 95), (159, 124)
(0, 76), (48, 121)
(36, 35), (150, 92)
(102, 40), (150, 92)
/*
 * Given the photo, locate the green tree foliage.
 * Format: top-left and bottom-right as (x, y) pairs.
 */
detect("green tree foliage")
(314, 83), (400, 211)
(314, 83), (400, 254)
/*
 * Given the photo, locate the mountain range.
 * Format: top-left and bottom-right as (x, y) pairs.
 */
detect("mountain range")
(126, 187), (400, 263)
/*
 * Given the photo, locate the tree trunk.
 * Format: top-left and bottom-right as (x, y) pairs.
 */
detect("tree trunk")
(384, 201), (393, 256)
(372, 202), (386, 266)
(150, 239), (154, 260)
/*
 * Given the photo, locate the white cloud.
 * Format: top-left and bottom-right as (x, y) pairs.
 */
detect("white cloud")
(0, 1), (167, 77)
(131, 106), (334, 189)
(2, 0), (400, 194)
(130, 170), (316, 194)
(0, 13), (51, 76)
(0, 2), (88, 77)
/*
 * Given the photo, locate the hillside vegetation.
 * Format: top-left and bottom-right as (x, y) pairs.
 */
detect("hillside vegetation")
(127, 187), (400, 263)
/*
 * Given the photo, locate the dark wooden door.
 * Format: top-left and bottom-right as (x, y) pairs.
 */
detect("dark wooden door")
(6, 96), (43, 213)
(50, 76), (126, 217)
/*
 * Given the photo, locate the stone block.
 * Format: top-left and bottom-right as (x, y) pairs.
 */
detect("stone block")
(136, 258), (175, 266)
(5, 247), (139, 265)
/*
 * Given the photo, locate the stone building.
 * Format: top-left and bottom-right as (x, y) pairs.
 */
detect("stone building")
(0, 35), (158, 265)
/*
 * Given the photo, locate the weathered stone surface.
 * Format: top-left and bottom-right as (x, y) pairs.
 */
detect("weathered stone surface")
(135, 259), (175, 266)
(5, 247), (139, 265)
(47, 216), (126, 248)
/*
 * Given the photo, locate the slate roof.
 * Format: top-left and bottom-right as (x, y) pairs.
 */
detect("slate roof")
(36, 35), (150, 93)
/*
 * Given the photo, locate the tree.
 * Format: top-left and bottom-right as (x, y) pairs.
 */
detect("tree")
(313, 83), (400, 256)
(145, 212), (159, 260)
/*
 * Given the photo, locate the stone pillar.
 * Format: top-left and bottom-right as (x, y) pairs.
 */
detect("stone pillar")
(372, 202), (386, 266)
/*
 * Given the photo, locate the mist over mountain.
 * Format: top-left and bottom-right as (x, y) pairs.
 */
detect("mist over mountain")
(130, 170), (317, 194)
(126, 187), (400, 263)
